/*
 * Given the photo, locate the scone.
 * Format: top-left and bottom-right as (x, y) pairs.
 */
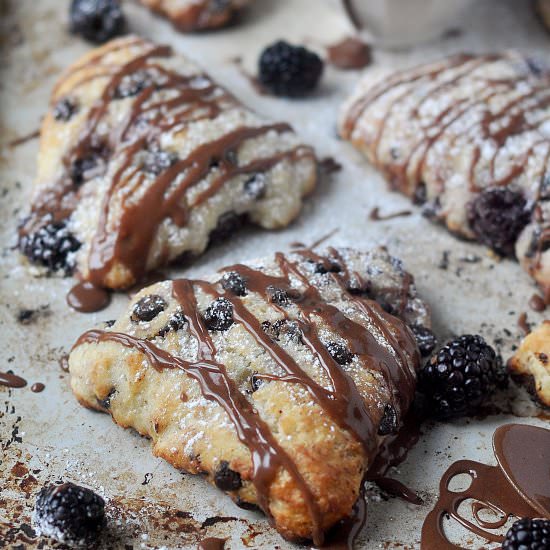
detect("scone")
(339, 53), (550, 297)
(140, 0), (251, 32)
(69, 247), (431, 543)
(18, 36), (316, 290)
(508, 320), (550, 408)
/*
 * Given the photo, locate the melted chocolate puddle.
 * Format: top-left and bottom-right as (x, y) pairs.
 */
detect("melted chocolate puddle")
(517, 312), (530, 335)
(528, 293), (546, 312)
(30, 382), (45, 393)
(421, 423), (550, 548)
(197, 537), (226, 550)
(327, 37), (371, 70)
(67, 281), (111, 313)
(0, 371), (27, 388)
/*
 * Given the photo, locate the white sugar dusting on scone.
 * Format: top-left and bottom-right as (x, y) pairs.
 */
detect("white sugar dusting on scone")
(68, 247), (432, 544)
(18, 36), (316, 291)
(339, 52), (550, 299)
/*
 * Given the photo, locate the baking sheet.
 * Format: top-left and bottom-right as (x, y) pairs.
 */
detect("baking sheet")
(0, 0), (549, 548)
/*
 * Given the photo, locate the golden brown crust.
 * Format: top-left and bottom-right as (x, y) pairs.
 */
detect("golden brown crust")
(140, 0), (251, 32)
(508, 320), (550, 407)
(69, 247), (430, 542)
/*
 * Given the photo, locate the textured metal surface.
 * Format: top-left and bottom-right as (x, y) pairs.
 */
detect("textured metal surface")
(0, 0), (549, 548)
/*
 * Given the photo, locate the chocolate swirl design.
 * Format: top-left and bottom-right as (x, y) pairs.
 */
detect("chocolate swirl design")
(422, 423), (550, 549)
(69, 248), (428, 545)
(340, 52), (550, 298)
(19, 36), (316, 298)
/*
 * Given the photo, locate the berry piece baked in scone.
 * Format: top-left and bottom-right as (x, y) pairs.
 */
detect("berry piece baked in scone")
(18, 36), (316, 290)
(140, 0), (251, 32)
(69, 247), (431, 544)
(339, 53), (550, 298)
(508, 321), (550, 408)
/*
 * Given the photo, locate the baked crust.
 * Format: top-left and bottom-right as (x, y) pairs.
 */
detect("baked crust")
(140, 0), (251, 32)
(339, 53), (550, 296)
(69, 247), (430, 543)
(19, 36), (316, 289)
(508, 320), (550, 408)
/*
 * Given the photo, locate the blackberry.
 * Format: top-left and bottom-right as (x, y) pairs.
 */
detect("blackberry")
(204, 298), (234, 331)
(221, 271), (247, 297)
(243, 173), (267, 200)
(266, 285), (292, 306)
(326, 341), (353, 365)
(53, 98), (78, 122)
(214, 461), (242, 491)
(467, 188), (531, 257)
(142, 148), (178, 176)
(131, 294), (167, 322)
(258, 40), (324, 97)
(114, 70), (154, 100)
(70, 0), (125, 44)
(502, 518), (550, 550)
(157, 311), (186, 337)
(209, 211), (244, 244)
(418, 334), (500, 419)
(410, 324), (438, 357)
(378, 404), (398, 436)
(34, 482), (105, 546)
(20, 221), (81, 274)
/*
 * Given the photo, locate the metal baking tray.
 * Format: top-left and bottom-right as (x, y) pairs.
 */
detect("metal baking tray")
(1, 0), (548, 548)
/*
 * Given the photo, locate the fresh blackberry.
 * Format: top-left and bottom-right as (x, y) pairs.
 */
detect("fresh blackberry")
(502, 518), (550, 550)
(418, 334), (500, 419)
(326, 341), (353, 365)
(20, 221), (81, 274)
(258, 40), (324, 97)
(70, 0), (125, 44)
(53, 98), (78, 122)
(467, 188), (531, 257)
(34, 482), (105, 546)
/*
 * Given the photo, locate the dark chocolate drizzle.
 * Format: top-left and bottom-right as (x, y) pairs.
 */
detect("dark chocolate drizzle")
(421, 423), (550, 548)
(20, 37), (314, 299)
(73, 250), (420, 546)
(0, 371), (27, 389)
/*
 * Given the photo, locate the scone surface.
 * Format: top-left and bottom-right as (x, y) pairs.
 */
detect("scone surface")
(19, 36), (316, 289)
(69, 247), (430, 543)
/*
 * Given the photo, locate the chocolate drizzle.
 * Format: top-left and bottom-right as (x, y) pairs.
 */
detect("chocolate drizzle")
(0, 371), (27, 389)
(20, 37), (315, 299)
(369, 207), (412, 221)
(197, 538), (226, 550)
(73, 250), (420, 545)
(421, 423), (550, 548)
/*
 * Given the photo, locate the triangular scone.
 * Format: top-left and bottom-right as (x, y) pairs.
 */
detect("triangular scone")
(19, 36), (316, 289)
(339, 53), (550, 297)
(69, 247), (431, 543)
(140, 0), (251, 32)
(508, 321), (550, 408)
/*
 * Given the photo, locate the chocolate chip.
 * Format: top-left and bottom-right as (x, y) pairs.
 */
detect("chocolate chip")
(204, 298), (234, 331)
(221, 271), (247, 297)
(142, 149), (178, 176)
(99, 388), (116, 410)
(214, 461), (242, 491)
(410, 325), (437, 357)
(243, 173), (267, 200)
(157, 311), (186, 337)
(209, 212), (244, 244)
(53, 98), (78, 122)
(114, 70), (153, 99)
(326, 341), (353, 365)
(104, 320), (116, 327)
(262, 319), (302, 343)
(378, 404), (398, 435)
(131, 294), (167, 322)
